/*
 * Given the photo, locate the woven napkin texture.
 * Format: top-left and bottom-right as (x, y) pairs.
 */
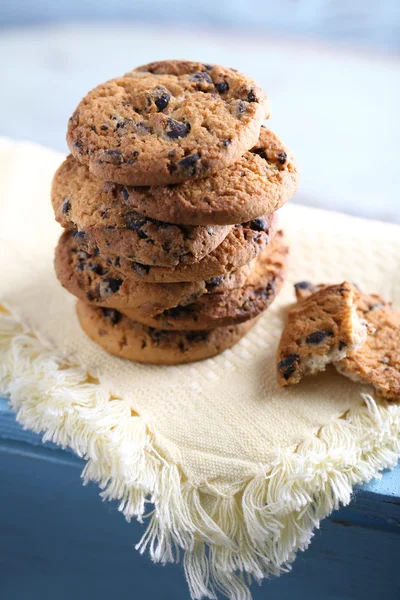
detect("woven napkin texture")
(1, 137), (399, 600)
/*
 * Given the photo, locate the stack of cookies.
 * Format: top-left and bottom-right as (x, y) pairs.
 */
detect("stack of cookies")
(52, 60), (299, 364)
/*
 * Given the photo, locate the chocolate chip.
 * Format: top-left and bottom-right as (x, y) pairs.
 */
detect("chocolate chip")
(154, 91), (170, 111)
(248, 217), (269, 232)
(74, 140), (83, 150)
(99, 209), (109, 219)
(102, 308), (121, 325)
(247, 88), (258, 102)
(86, 291), (95, 302)
(206, 275), (224, 289)
(305, 330), (333, 345)
(165, 119), (191, 139)
(237, 101), (247, 115)
(149, 328), (170, 344)
(88, 263), (105, 276)
(178, 154), (201, 176)
(338, 341), (347, 351)
(123, 211), (148, 239)
(190, 71), (213, 83)
(294, 281), (312, 291)
(215, 81), (229, 94)
(61, 199), (71, 214)
(69, 112), (79, 122)
(100, 149), (122, 165)
(102, 277), (122, 294)
(278, 152), (287, 165)
(168, 162), (178, 174)
(223, 138), (231, 147)
(278, 354), (299, 370)
(256, 280), (275, 299)
(278, 354), (299, 381)
(127, 151), (139, 164)
(100, 124), (109, 131)
(203, 64), (213, 70)
(92, 247), (99, 256)
(189, 71), (213, 90)
(185, 331), (209, 343)
(74, 231), (87, 242)
(114, 257), (120, 268)
(252, 148), (268, 160)
(132, 262), (150, 277)
(166, 305), (191, 318)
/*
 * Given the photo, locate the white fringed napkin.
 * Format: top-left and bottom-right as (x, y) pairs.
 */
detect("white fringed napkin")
(1, 138), (399, 599)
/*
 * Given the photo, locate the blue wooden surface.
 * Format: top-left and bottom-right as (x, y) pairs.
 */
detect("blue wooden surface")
(1, 396), (399, 599)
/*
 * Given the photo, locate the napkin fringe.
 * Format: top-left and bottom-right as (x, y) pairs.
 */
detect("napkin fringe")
(1, 310), (399, 600)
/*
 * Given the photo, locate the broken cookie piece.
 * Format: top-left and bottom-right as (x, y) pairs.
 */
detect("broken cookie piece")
(335, 292), (400, 401)
(277, 282), (368, 386)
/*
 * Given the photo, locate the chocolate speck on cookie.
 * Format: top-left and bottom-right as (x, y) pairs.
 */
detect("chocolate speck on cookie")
(305, 330), (334, 345)
(165, 119), (191, 139)
(61, 199), (71, 214)
(102, 308), (122, 325)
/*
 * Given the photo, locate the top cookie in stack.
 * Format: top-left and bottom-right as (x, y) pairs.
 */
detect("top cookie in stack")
(53, 60), (299, 364)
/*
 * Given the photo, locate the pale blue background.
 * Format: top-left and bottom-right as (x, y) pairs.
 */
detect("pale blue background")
(1, 1), (400, 52)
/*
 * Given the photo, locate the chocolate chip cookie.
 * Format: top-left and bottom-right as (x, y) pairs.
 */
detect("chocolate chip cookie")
(54, 230), (208, 316)
(67, 60), (269, 186)
(119, 231), (288, 330)
(335, 293), (400, 401)
(77, 301), (258, 365)
(52, 157), (231, 266)
(294, 281), (400, 399)
(111, 213), (278, 283)
(277, 282), (368, 386)
(58, 128), (297, 228)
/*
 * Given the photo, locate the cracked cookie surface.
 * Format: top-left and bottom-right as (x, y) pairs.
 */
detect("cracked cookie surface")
(58, 128), (297, 227)
(294, 281), (400, 400)
(112, 213), (278, 283)
(277, 282), (368, 387)
(77, 301), (258, 365)
(118, 231), (288, 330)
(54, 230), (208, 316)
(52, 156), (230, 266)
(67, 60), (269, 185)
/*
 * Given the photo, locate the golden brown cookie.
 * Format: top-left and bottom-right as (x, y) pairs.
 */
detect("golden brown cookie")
(67, 60), (269, 186)
(277, 282), (368, 386)
(77, 301), (258, 365)
(52, 157), (231, 266)
(112, 214), (278, 283)
(119, 231), (288, 330)
(54, 230), (207, 317)
(57, 127), (297, 227)
(294, 281), (400, 399)
(335, 293), (400, 401)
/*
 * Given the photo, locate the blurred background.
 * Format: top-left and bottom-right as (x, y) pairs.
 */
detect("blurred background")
(0, 1), (399, 221)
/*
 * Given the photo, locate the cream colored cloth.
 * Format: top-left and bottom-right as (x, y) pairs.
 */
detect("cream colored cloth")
(1, 138), (399, 600)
